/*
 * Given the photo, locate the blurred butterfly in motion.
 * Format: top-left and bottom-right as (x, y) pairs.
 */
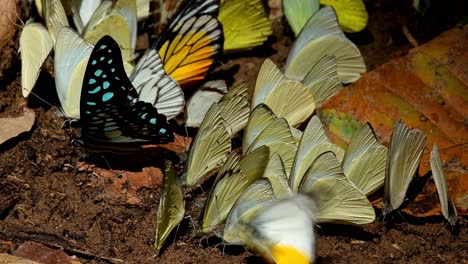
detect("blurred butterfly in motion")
(79, 35), (174, 153)
(147, 0), (224, 87)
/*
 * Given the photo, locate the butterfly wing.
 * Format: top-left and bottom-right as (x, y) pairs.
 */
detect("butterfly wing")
(218, 0), (272, 51)
(430, 144), (457, 225)
(82, 0), (137, 61)
(154, 0), (220, 36)
(130, 49), (185, 120)
(20, 22), (53, 98)
(283, 0), (319, 36)
(152, 0), (224, 86)
(155, 161), (185, 250)
(80, 35), (174, 150)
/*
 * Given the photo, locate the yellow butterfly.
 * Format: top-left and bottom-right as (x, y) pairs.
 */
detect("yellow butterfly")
(155, 161), (185, 250)
(430, 144), (458, 226)
(81, 0), (137, 61)
(218, 0), (272, 51)
(283, 0), (319, 36)
(320, 0), (368, 33)
(20, 22), (53, 98)
(182, 83), (249, 187)
(383, 121), (427, 214)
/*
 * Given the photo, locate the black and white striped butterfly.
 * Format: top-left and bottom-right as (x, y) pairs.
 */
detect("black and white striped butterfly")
(79, 35), (174, 152)
(146, 0), (224, 87)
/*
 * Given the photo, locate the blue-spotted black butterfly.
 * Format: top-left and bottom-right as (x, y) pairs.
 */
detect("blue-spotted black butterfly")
(79, 35), (174, 152)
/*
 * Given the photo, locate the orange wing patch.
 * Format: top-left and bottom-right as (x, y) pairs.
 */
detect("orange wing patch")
(158, 15), (223, 87)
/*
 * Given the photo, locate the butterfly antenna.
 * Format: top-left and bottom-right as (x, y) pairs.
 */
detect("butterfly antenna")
(396, 210), (409, 224)
(183, 125), (191, 154)
(199, 184), (205, 193)
(222, 243), (226, 256)
(100, 155), (114, 171)
(172, 223), (182, 245)
(434, 222), (449, 238)
(316, 224), (323, 235)
(378, 208), (386, 221)
(28, 91), (77, 140)
(28, 91), (61, 113)
(184, 215), (197, 234)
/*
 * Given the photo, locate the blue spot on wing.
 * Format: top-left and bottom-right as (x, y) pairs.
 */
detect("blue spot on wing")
(102, 92), (114, 102)
(87, 101), (97, 106)
(89, 78), (96, 84)
(89, 86), (101, 94)
(94, 69), (103, 77)
(150, 118), (157, 124)
(103, 81), (110, 89)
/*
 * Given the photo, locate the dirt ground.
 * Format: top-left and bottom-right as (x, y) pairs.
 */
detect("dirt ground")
(0, 1), (467, 263)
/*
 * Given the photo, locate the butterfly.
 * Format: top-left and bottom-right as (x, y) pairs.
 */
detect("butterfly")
(283, 0), (320, 36)
(285, 7), (366, 84)
(430, 144), (457, 226)
(79, 35), (174, 152)
(383, 120), (427, 214)
(20, 22), (53, 98)
(225, 181), (316, 264)
(149, 0), (224, 87)
(218, 0), (272, 51)
(155, 160), (185, 250)
(80, 0), (137, 61)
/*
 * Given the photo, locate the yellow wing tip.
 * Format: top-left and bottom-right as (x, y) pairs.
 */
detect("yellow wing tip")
(320, 0), (369, 33)
(270, 244), (311, 264)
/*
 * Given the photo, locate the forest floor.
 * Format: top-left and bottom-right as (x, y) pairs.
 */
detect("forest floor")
(0, 0), (467, 263)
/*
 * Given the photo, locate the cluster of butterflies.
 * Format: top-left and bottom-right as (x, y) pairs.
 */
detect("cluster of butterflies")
(284, 0), (369, 35)
(155, 6), (458, 264)
(160, 106), (458, 264)
(19, 1), (458, 264)
(20, 0), (272, 152)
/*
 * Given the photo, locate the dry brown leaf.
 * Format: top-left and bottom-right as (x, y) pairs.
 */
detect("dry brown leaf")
(319, 26), (468, 215)
(0, 253), (40, 264)
(14, 241), (72, 264)
(93, 166), (164, 205)
(145, 134), (192, 155)
(0, 107), (35, 145)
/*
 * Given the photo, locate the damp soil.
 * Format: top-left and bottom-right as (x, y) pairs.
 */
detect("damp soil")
(1, 1), (467, 263)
